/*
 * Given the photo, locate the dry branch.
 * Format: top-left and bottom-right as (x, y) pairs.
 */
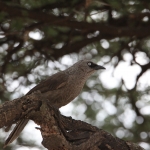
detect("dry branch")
(0, 92), (144, 150)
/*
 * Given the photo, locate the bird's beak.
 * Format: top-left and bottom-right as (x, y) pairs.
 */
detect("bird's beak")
(94, 64), (105, 70)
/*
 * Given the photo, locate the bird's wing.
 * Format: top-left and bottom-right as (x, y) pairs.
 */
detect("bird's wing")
(26, 71), (68, 95)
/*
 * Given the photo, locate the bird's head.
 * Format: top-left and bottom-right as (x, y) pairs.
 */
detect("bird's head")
(67, 60), (105, 77)
(79, 60), (105, 74)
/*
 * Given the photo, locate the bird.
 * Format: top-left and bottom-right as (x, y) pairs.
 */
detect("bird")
(4, 59), (105, 147)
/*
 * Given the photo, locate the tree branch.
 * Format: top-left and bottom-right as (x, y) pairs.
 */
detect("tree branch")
(0, 92), (144, 150)
(0, 2), (150, 38)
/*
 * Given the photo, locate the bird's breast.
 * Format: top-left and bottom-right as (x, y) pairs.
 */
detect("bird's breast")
(60, 78), (86, 107)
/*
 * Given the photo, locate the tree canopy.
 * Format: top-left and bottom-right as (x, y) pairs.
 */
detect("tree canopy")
(0, 0), (150, 149)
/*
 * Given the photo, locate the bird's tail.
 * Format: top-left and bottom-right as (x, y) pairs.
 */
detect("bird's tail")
(4, 119), (29, 148)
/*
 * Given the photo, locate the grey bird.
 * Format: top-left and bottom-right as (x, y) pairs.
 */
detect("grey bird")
(4, 60), (105, 147)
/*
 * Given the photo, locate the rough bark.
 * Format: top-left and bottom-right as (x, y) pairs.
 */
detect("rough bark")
(0, 92), (144, 150)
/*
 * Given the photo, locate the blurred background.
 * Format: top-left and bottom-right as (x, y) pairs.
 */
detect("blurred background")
(0, 0), (150, 149)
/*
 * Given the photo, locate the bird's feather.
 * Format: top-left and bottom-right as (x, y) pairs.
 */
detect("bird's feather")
(27, 71), (68, 95)
(4, 119), (29, 148)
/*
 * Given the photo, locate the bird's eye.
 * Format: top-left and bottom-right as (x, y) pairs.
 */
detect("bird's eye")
(87, 62), (92, 66)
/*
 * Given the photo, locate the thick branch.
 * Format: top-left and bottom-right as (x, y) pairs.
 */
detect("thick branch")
(0, 93), (144, 150)
(0, 91), (42, 128)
